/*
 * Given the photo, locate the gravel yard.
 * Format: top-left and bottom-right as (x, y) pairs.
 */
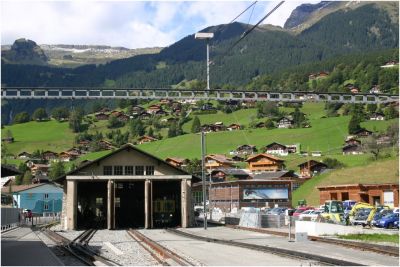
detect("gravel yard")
(88, 229), (159, 266)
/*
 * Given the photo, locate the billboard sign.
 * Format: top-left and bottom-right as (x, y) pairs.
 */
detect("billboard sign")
(243, 188), (288, 200)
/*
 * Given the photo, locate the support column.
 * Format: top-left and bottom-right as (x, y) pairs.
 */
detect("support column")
(181, 179), (190, 228)
(145, 180), (151, 229)
(107, 180), (115, 230)
(66, 180), (77, 230)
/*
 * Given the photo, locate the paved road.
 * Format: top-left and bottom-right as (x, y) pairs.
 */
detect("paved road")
(139, 229), (319, 266)
(180, 226), (399, 266)
(1, 227), (63, 266)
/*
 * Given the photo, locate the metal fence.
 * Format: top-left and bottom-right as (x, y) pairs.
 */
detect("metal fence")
(1, 207), (22, 232)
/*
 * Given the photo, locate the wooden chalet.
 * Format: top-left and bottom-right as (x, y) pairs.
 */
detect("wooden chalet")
(147, 104), (162, 114)
(42, 151), (58, 161)
(18, 152), (32, 159)
(59, 152), (78, 162)
(298, 160), (328, 178)
(205, 154), (234, 171)
(370, 112), (385, 121)
(354, 128), (373, 138)
(350, 88), (359, 94)
(277, 117), (293, 128)
(1, 137), (14, 143)
(342, 144), (363, 155)
(30, 164), (50, 176)
(131, 106), (144, 113)
(227, 124), (241, 131)
(210, 168), (250, 182)
(369, 86), (381, 94)
(376, 135), (391, 145)
(139, 111), (151, 120)
(264, 142), (288, 156)
(345, 138), (361, 146)
(155, 110), (167, 116)
(160, 99), (172, 105)
(231, 155), (246, 162)
(98, 140), (114, 150)
(252, 170), (303, 190)
(245, 153), (284, 173)
(165, 157), (190, 168)
(111, 110), (123, 116)
(138, 135), (158, 144)
(95, 112), (109, 120)
(99, 107), (111, 113)
(255, 122), (265, 128)
(116, 113), (130, 122)
(236, 145), (257, 155)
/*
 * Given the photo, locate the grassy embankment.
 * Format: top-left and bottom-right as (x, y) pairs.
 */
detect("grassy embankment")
(337, 233), (399, 244)
(292, 158), (399, 206)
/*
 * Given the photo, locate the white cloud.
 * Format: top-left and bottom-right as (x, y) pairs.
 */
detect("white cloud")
(0, 1), (322, 48)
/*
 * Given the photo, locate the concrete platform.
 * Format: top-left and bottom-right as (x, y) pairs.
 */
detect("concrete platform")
(138, 229), (318, 266)
(179, 226), (399, 266)
(1, 227), (63, 266)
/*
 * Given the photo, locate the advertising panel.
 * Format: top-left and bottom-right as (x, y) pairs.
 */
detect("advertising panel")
(243, 188), (288, 200)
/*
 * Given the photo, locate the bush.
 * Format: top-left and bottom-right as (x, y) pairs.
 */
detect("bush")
(322, 158), (345, 169)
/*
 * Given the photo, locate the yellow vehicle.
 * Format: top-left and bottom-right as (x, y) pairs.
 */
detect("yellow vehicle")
(319, 200), (346, 225)
(346, 202), (390, 227)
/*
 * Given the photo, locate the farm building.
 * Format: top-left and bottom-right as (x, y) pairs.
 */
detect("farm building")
(264, 142), (288, 156)
(165, 157), (190, 168)
(317, 183), (399, 208)
(55, 144), (195, 230)
(210, 168), (250, 182)
(205, 154), (234, 171)
(277, 117), (293, 128)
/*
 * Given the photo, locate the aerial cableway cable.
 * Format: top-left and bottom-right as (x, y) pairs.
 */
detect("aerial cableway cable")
(224, 1), (285, 55)
(229, 1), (258, 24)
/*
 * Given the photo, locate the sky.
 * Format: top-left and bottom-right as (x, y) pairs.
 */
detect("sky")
(1, 0), (321, 49)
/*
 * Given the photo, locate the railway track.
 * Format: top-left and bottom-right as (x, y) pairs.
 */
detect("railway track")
(41, 228), (120, 266)
(226, 225), (399, 257)
(127, 228), (195, 266)
(166, 228), (365, 266)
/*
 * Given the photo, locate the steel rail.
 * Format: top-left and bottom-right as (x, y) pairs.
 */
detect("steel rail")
(166, 228), (365, 266)
(128, 228), (195, 266)
(41, 228), (120, 266)
(225, 225), (399, 257)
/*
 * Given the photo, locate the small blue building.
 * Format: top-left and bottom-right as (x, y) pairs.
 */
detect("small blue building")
(11, 183), (63, 216)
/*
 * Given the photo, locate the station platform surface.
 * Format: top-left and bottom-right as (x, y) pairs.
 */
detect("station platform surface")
(1, 226), (63, 266)
(179, 226), (399, 266)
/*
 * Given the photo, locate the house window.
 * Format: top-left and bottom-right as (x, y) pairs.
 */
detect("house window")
(125, 166), (134, 175)
(44, 193), (49, 199)
(103, 166), (112, 175)
(114, 166), (123, 175)
(96, 198), (103, 205)
(135, 166), (144, 175)
(44, 203), (49, 210)
(146, 166), (154, 175)
(115, 197), (121, 208)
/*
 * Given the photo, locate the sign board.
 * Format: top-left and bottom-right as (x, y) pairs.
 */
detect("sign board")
(243, 188), (288, 200)
(383, 191), (394, 207)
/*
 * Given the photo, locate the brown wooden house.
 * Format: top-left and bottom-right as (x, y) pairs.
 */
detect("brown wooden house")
(98, 140), (114, 150)
(95, 112), (110, 120)
(236, 145), (257, 155)
(205, 154), (234, 171)
(210, 168), (250, 182)
(138, 135), (158, 144)
(245, 153), (284, 173)
(298, 160), (328, 178)
(342, 144), (363, 155)
(227, 124), (241, 131)
(42, 151), (58, 161)
(165, 157), (190, 168)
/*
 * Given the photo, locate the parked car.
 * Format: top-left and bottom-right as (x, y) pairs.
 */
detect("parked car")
(372, 209), (393, 227)
(376, 213), (399, 229)
(266, 207), (287, 215)
(393, 207), (399, 214)
(299, 210), (322, 221)
(394, 220), (399, 229)
(293, 207), (314, 217)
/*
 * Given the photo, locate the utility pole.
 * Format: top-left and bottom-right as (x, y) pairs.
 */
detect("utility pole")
(201, 131), (207, 229)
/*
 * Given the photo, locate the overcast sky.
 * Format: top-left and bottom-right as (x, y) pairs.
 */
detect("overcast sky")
(1, 0), (320, 49)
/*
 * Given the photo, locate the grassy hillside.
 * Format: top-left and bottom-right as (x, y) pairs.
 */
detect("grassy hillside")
(292, 158), (399, 206)
(2, 120), (75, 153)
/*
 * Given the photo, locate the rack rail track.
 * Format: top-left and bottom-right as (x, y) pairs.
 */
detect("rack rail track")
(166, 228), (365, 266)
(41, 228), (120, 266)
(225, 225), (399, 257)
(127, 228), (195, 266)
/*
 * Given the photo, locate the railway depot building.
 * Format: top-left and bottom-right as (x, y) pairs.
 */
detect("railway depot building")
(56, 144), (195, 230)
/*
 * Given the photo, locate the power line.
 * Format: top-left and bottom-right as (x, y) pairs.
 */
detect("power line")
(229, 1), (258, 24)
(225, 1), (285, 55)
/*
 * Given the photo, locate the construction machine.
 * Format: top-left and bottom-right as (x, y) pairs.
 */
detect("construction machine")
(347, 202), (390, 227)
(319, 200), (346, 225)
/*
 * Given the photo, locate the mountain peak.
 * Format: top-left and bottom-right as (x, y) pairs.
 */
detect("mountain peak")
(2, 38), (48, 65)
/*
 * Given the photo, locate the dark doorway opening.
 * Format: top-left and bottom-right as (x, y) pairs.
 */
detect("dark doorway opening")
(372, 196), (381, 206)
(77, 181), (107, 229)
(341, 192), (349, 201)
(360, 193), (369, 203)
(330, 192), (338, 200)
(152, 181), (181, 228)
(115, 181), (144, 228)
